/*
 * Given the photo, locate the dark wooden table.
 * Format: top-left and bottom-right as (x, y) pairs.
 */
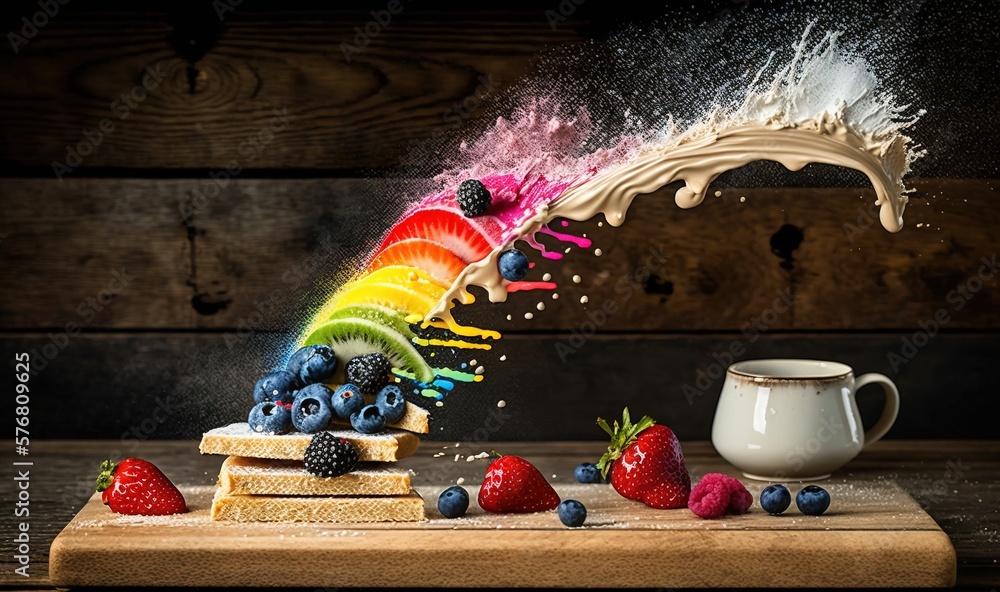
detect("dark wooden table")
(1, 439), (997, 590)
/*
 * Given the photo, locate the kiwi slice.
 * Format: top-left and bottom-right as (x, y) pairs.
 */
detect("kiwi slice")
(326, 303), (415, 339)
(302, 317), (434, 383)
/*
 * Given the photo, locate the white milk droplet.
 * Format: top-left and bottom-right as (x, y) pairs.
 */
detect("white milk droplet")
(580, 296), (589, 304)
(497, 400), (506, 408)
(500, 355), (507, 361)
(475, 366), (485, 375)
(572, 275), (582, 283)
(506, 314), (512, 321)
(740, 196), (746, 203)
(536, 302), (545, 311)
(524, 312), (534, 319)
(594, 248), (603, 256)
(552, 293), (559, 300)
(542, 273), (552, 281)
(456, 477), (465, 485)
(714, 190), (723, 197)
(470, 359), (477, 366)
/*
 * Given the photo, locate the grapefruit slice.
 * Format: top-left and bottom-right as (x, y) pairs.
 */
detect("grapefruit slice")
(302, 318), (434, 383)
(366, 238), (468, 284)
(376, 208), (494, 263)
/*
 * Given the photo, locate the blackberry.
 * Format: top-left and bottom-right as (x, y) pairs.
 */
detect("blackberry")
(345, 353), (391, 394)
(303, 433), (359, 478)
(456, 179), (492, 217)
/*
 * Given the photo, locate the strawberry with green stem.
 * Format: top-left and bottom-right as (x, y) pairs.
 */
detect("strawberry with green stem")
(478, 450), (560, 513)
(597, 408), (691, 509)
(96, 458), (187, 516)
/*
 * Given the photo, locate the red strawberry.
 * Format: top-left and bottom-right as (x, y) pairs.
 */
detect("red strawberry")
(96, 458), (187, 516)
(597, 408), (691, 509)
(478, 452), (560, 513)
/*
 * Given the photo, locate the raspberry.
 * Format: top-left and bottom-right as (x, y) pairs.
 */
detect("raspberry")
(723, 475), (753, 514)
(688, 475), (731, 518)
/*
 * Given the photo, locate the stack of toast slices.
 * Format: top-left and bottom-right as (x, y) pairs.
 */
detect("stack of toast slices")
(199, 400), (429, 523)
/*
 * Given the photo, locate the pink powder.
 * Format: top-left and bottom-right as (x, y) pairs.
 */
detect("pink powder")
(407, 103), (644, 245)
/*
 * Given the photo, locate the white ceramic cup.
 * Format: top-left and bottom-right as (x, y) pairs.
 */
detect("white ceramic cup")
(711, 359), (900, 481)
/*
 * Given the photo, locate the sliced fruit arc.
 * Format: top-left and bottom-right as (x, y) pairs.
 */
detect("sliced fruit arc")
(351, 265), (449, 299)
(375, 208), (494, 264)
(327, 303), (415, 339)
(366, 238), (468, 285)
(332, 282), (439, 317)
(302, 318), (434, 383)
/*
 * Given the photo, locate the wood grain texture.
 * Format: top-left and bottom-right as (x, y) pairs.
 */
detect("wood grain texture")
(0, 4), (995, 177)
(0, 8), (578, 170)
(4, 331), (998, 441)
(3, 440), (996, 589)
(1, 178), (997, 331)
(50, 481), (955, 588)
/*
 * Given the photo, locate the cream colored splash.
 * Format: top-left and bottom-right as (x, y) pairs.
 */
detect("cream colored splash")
(424, 25), (924, 336)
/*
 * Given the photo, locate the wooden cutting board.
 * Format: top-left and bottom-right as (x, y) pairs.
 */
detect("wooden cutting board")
(50, 478), (955, 588)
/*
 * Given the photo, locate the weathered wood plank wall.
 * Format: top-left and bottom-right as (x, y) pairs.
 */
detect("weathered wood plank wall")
(1, 3), (996, 439)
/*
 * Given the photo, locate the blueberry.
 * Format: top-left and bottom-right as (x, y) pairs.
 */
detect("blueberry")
(290, 345), (338, 385)
(795, 485), (831, 516)
(375, 384), (406, 423)
(558, 499), (587, 527)
(498, 249), (529, 281)
(253, 370), (299, 405)
(574, 462), (602, 484)
(351, 404), (386, 434)
(437, 485), (470, 518)
(247, 402), (291, 435)
(760, 484), (792, 515)
(331, 384), (365, 420)
(291, 384), (334, 434)
(285, 347), (313, 380)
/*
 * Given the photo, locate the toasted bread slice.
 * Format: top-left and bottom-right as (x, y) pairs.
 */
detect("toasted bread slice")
(218, 456), (411, 496)
(200, 423), (419, 462)
(211, 487), (426, 523)
(331, 399), (429, 434)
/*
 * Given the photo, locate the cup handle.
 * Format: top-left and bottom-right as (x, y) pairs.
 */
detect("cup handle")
(856, 373), (900, 449)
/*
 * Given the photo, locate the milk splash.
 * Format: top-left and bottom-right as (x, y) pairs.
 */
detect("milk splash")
(424, 23), (924, 334)
(299, 22), (924, 401)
